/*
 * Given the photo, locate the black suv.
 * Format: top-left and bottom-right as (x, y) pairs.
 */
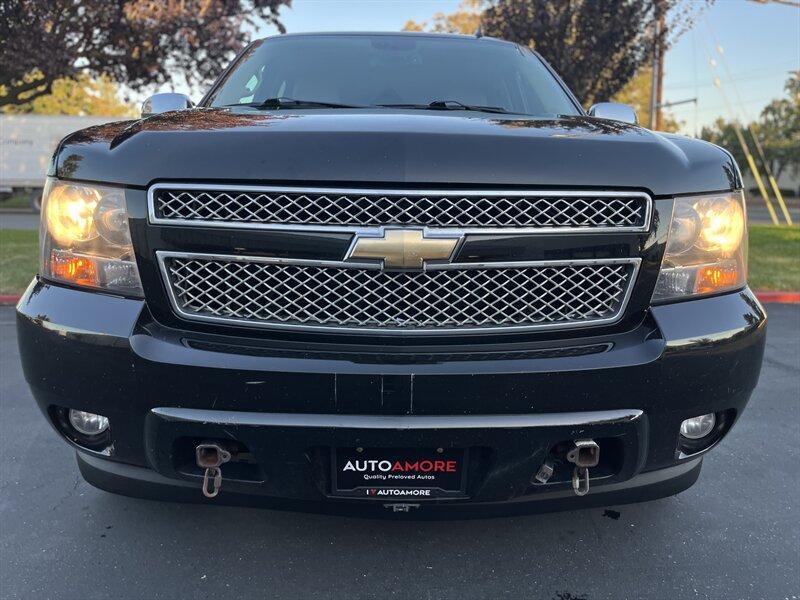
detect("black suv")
(17, 33), (765, 516)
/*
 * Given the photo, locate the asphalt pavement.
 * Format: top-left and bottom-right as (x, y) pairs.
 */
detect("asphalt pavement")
(0, 212), (38, 230)
(0, 304), (798, 600)
(747, 197), (800, 225)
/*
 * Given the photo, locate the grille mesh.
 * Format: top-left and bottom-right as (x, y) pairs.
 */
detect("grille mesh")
(164, 257), (635, 332)
(153, 188), (647, 229)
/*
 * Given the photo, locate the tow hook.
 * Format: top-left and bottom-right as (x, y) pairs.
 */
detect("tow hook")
(196, 442), (232, 499)
(532, 457), (556, 484)
(566, 439), (600, 496)
(384, 503), (420, 513)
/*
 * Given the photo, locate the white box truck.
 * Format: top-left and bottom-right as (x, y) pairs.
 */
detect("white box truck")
(0, 115), (119, 210)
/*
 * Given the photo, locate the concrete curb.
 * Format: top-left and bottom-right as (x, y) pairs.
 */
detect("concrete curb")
(2, 291), (799, 307)
(754, 291), (800, 304)
(0, 208), (37, 215)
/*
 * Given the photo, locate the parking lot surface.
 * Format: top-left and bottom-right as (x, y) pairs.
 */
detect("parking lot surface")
(0, 304), (798, 600)
(0, 212), (38, 230)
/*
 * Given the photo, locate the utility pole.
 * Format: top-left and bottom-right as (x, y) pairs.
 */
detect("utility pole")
(655, 7), (666, 130)
(648, 17), (659, 128)
(649, 0), (667, 130)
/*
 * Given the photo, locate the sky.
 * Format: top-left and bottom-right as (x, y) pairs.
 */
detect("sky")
(179, 0), (800, 136)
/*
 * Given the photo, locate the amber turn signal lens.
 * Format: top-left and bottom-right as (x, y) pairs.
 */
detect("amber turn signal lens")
(49, 251), (99, 287)
(694, 264), (741, 295)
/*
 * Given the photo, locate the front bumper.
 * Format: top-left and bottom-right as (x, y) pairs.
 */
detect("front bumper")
(16, 280), (766, 515)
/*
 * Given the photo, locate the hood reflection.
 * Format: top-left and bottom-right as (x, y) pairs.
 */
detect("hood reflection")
(63, 108), (292, 149)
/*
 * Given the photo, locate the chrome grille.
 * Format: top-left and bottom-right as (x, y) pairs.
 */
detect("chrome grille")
(150, 185), (650, 231)
(160, 254), (638, 334)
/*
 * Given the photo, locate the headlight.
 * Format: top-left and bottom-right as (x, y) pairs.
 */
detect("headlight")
(40, 178), (143, 297)
(652, 191), (747, 302)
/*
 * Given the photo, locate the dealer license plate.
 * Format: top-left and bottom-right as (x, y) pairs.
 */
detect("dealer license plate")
(332, 448), (467, 499)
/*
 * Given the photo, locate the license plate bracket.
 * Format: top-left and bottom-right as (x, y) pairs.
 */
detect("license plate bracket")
(332, 447), (468, 499)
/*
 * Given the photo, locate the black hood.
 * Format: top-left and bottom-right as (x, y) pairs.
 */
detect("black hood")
(55, 108), (739, 196)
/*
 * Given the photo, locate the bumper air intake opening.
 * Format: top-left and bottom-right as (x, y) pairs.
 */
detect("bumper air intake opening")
(528, 437), (624, 491)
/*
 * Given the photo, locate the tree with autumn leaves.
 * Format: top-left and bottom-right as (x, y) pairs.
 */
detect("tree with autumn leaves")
(0, 0), (290, 110)
(2, 73), (136, 116)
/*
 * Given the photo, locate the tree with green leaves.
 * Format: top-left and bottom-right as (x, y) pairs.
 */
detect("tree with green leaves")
(702, 76), (800, 189)
(0, 0), (290, 109)
(757, 76), (800, 182)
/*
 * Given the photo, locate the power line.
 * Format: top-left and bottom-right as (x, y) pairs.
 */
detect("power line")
(671, 96), (786, 113)
(668, 59), (798, 87)
(700, 36), (781, 224)
(666, 60), (797, 88)
(704, 17), (793, 225)
(658, 97), (697, 109)
(665, 70), (796, 91)
(747, 0), (800, 7)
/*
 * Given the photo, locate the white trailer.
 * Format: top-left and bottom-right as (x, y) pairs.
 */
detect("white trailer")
(0, 114), (119, 209)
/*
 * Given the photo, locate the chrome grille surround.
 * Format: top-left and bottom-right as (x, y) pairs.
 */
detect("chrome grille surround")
(157, 252), (641, 335)
(148, 184), (652, 234)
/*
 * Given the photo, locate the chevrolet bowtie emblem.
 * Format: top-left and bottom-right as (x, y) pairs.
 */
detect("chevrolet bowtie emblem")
(347, 229), (461, 269)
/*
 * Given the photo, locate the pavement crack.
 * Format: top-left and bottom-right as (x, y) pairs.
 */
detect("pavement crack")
(50, 472), (82, 511)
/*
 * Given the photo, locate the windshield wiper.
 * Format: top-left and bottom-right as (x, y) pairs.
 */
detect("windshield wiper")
(376, 100), (511, 114)
(428, 100), (510, 114)
(224, 97), (365, 110)
(225, 98), (511, 113)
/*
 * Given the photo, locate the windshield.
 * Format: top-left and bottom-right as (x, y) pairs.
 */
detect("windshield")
(206, 34), (580, 117)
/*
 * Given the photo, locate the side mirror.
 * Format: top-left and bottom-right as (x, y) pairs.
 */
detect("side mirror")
(587, 102), (638, 125)
(141, 93), (194, 117)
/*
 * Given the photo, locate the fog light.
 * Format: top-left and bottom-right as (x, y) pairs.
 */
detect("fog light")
(679, 413), (716, 440)
(68, 410), (109, 436)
